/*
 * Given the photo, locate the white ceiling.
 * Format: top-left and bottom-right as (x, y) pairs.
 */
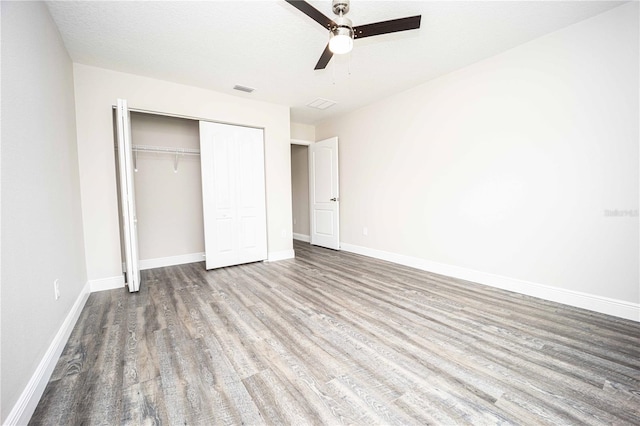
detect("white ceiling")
(46, 1), (625, 124)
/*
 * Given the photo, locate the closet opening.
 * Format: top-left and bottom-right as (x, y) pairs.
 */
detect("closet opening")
(114, 110), (206, 274)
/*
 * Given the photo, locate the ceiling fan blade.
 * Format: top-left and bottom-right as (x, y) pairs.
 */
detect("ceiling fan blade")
(285, 0), (335, 30)
(314, 44), (334, 70)
(353, 15), (421, 39)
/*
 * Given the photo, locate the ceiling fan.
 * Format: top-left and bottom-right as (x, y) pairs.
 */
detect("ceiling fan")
(285, 0), (421, 70)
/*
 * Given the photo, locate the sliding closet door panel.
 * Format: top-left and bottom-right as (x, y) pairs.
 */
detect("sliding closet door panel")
(200, 121), (267, 270)
(116, 99), (141, 292)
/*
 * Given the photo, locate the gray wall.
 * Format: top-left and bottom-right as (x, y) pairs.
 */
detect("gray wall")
(317, 3), (639, 306)
(1, 1), (87, 420)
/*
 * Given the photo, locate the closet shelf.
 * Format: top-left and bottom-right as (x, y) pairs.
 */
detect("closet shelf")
(132, 144), (200, 156)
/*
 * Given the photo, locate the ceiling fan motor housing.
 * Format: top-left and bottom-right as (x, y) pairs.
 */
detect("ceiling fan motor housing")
(333, 15), (353, 32)
(332, 0), (350, 16)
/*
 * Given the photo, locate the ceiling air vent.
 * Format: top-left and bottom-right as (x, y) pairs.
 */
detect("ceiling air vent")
(306, 98), (337, 110)
(233, 84), (255, 93)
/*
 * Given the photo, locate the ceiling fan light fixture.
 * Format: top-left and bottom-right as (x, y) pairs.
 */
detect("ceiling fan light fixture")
(329, 16), (354, 55)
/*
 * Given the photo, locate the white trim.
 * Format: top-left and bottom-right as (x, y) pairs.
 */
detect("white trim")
(291, 138), (312, 146)
(139, 252), (205, 270)
(266, 249), (296, 262)
(89, 275), (124, 292)
(293, 233), (310, 242)
(340, 243), (640, 322)
(4, 282), (91, 425)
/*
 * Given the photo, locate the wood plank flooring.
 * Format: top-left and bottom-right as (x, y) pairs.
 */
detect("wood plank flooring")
(30, 241), (640, 425)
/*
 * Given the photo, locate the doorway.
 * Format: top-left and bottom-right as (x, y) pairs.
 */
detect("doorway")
(291, 143), (311, 242)
(290, 137), (340, 250)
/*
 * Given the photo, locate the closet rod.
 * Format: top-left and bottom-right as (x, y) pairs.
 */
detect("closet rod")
(132, 144), (200, 156)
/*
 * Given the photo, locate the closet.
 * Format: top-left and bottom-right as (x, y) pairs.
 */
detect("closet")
(115, 99), (268, 292)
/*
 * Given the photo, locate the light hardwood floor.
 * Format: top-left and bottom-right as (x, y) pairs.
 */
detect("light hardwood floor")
(30, 241), (640, 425)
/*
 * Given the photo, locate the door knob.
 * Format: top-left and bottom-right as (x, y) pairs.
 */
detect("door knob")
(330, 197), (337, 201)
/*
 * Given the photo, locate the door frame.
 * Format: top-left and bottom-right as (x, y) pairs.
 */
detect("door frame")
(291, 138), (312, 147)
(290, 137), (342, 249)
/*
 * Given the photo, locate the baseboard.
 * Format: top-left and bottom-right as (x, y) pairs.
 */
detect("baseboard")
(340, 243), (640, 322)
(139, 252), (205, 270)
(4, 281), (91, 425)
(267, 249), (295, 262)
(293, 233), (310, 242)
(89, 275), (124, 292)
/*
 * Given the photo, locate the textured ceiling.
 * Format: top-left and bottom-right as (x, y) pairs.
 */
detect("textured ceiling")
(46, 1), (625, 124)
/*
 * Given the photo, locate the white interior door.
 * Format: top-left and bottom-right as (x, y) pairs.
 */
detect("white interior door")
(199, 121), (267, 269)
(309, 137), (340, 250)
(116, 99), (141, 292)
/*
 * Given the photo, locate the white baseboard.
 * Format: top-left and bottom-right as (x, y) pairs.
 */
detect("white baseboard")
(4, 281), (91, 425)
(89, 275), (124, 292)
(340, 243), (640, 322)
(139, 252), (205, 270)
(267, 249), (296, 262)
(293, 233), (310, 242)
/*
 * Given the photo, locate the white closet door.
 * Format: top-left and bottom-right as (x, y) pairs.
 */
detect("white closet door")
(310, 137), (340, 250)
(199, 121), (267, 269)
(116, 99), (141, 292)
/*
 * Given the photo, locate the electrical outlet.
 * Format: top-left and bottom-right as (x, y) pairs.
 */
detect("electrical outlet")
(54, 279), (61, 300)
(293, 218), (297, 225)
(363, 227), (368, 236)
